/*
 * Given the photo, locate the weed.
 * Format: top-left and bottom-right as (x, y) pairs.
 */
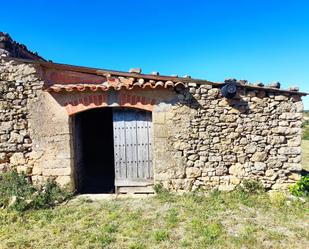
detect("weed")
(129, 242), (146, 249)
(201, 222), (224, 246)
(241, 179), (265, 194)
(0, 170), (72, 211)
(153, 183), (175, 202)
(153, 229), (169, 242)
(290, 175), (309, 197)
(270, 192), (288, 208)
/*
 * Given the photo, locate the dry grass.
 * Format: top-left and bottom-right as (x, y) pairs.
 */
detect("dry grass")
(0, 191), (308, 249)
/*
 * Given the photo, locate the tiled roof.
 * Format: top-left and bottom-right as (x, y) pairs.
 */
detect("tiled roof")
(4, 57), (308, 96)
(47, 80), (186, 92)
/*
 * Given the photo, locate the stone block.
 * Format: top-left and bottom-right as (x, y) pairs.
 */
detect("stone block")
(10, 152), (25, 165)
(279, 113), (302, 120)
(56, 175), (72, 186)
(278, 147), (301, 155)
(251, 152), (267, 162)
(16, 165), (27, 173)
(229, 163), (245, 177)
(42, 167), (71, 176)
(282, 163), (302, 171)
(288, 173), (301, 181)
(153, 124), (168, 138)
(274, 95), (288, 101)
(287, 137), (301, 147)
(8, 132), (24, 143)
(186, 167), (202, 178)
(209, 155), (222, 162)
(153, 112), (166, 124)
(245, 144), (257, 154)
(254, 162), (266, 171)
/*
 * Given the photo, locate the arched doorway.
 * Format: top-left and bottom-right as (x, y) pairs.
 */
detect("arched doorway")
(72, 107), (153, 194)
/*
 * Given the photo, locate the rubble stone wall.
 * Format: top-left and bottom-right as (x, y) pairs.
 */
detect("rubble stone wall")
(0, 59), (42, 176)
(0, 59), (72, 186)
(0, 58), (305, 191)
(154, 83), (304, 191)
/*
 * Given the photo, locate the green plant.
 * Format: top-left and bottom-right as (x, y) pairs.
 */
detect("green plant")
(302, 124), (309, 140)
(153, 229), (169, 242)
(153, 183), (175, 202)
(0, 170), (72, 211)
(153, 183), (167, 194)
(129, 242), (146, 249)
(201, 222), (224, 245)
(241, 179), (265, 194)
(289, 175), (309, 197)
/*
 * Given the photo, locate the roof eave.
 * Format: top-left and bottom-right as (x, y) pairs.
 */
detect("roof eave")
(3, 57), (308, 96)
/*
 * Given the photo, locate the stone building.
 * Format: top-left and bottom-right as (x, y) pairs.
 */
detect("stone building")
(0, 32), (307, 193)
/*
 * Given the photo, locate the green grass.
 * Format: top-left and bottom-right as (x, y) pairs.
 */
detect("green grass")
(303, 124), (309, 141)
(0, 191), (308, 249)
(302, 140), (309, 171)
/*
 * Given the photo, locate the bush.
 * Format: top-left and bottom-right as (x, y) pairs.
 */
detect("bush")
(289, 175), (309, 197)
(0, 170), (72, 211)
(239, 179), (265, 194)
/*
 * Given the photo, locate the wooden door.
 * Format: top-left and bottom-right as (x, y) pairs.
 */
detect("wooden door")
(113, 109), (153, 188)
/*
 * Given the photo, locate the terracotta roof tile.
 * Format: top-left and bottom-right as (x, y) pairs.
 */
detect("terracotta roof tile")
(47, 77), (186, 92)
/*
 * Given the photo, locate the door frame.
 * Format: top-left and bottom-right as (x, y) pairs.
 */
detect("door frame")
(71, 107), (154, 194)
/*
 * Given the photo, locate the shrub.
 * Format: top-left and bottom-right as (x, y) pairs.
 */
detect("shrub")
(289, 175), (309, 197)
(0, 170), (72, 211)
(237, 179), (265, 195)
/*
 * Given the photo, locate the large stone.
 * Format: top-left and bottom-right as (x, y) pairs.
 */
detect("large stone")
(10, 153), (25, 165)
(279, 113), (302, 120)
(188, 154), (199, 161)
(274, 95), (288, 101)
(208, 88), (220, 98)
(287, 137), (301, 147)
(251, 152), (267, 162)
(209, 155), (222, 162)
(0, 152), (7, 163)
(282, 163), (302, 171)
(254, 162), (266, 171)
(8, 132), (24, 143)
(56, 175), (72, 186)
(186, 167), (202, 178)
(229, 163), (245, 177)
(278, 147), (301, 155)
(245, 144), (257, 154)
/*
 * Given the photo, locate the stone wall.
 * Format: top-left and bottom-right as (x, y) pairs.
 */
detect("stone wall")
(0, 58), (73, 186)
(0, 56), (305, 192)
(154, 83), (304, 191)
(0, 58), (42, 175)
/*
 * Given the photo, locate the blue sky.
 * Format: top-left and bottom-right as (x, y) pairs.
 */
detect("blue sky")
(1, 0), (309, 108)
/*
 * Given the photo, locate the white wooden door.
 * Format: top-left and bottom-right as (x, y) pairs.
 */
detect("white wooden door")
(113, 109), (153, 187)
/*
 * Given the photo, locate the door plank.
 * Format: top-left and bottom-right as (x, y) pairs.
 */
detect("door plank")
(113, 108), (153, 186)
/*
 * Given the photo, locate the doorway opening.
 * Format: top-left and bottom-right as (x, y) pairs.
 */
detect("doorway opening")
(74, 108), (115, 193)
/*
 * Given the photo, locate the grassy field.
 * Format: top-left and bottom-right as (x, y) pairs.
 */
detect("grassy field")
(0, 112), (308, 249)
(0, 191), (308, 249)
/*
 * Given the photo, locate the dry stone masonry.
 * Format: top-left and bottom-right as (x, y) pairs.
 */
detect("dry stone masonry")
(0, 32), (307, 192)
(155, 82), (304, 191)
